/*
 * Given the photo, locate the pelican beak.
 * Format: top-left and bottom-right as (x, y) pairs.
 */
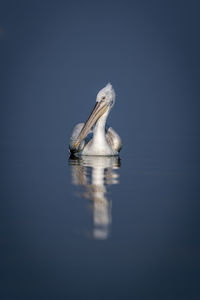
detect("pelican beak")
(74, 101), (108, 148)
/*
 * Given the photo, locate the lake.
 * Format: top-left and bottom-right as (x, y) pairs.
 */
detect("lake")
(1, 133), (199, 299)
(1, 1), (200, 299)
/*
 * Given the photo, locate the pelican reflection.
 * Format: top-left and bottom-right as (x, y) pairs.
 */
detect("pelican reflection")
(69, 156), (121, 239)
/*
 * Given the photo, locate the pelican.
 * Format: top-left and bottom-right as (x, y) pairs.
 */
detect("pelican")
(69, 83), (122, 156)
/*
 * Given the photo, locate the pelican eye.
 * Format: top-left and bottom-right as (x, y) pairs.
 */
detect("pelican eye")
(102, 96), (106, 100)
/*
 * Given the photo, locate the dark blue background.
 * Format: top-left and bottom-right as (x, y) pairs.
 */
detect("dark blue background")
(1, 1), (200, 299)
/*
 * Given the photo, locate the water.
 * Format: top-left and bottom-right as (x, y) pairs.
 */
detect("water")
(1, 134), (199, 299)
(1, 1), (200, 299)
(69, 156), (121, 240)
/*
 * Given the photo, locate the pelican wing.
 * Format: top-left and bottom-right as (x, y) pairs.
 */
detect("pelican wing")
(69, 123), (93, 154)
(106, 126), (122, 153)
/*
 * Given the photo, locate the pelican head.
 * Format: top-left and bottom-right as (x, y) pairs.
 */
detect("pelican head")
(74, 83), (116, 148)
(96, 83), (115, 108)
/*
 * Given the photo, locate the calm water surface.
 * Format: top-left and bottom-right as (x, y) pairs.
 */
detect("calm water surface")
(1, 1), (200, 299)
(1, 135), (199, 300)
(69, 156), (121, 240)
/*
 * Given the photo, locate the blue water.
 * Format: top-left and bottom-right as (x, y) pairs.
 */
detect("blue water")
(1, 1), (200, 299)
(1, 134), (200, 299)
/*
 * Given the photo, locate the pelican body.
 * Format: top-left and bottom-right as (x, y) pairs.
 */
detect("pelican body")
(69, 83), (122, 156)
